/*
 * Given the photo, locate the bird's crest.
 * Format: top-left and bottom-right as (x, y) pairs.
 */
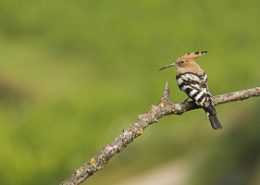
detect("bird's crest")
(181, 51), (208, 60)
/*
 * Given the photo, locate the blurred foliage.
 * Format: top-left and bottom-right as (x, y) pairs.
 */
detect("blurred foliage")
(188, 101), (260, 185)
(0, 0), (259, 185)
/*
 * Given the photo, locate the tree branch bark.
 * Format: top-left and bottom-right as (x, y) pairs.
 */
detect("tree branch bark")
(60, 85), (260, 185)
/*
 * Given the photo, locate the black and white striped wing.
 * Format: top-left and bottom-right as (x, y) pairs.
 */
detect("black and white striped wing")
(176, 72), (212, 107)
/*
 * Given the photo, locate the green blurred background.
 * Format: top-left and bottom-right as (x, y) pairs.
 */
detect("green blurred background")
(0, 0), (259, 185)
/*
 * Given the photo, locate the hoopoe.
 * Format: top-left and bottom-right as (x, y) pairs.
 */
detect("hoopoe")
(159, 51), (222, 129)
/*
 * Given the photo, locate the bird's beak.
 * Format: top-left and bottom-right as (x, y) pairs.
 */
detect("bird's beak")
(159, 63), (176, 71)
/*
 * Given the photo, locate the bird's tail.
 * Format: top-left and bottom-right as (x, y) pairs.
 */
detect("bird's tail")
(204, 106), (222, 130)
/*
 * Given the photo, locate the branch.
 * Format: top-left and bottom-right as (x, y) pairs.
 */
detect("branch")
(60, 85), (260, 185)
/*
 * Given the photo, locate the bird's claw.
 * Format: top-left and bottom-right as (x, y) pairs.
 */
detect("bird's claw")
(182, 97), (190, 104)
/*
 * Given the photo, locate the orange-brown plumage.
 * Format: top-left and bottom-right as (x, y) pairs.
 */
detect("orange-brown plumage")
(175, 59), (204, 76)
(175, 51), (206, 75)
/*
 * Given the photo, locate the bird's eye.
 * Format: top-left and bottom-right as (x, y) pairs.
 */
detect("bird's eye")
(180, 61), (184, 64)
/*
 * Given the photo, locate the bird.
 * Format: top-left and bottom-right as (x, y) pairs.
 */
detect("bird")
(159, 51), (222, 129)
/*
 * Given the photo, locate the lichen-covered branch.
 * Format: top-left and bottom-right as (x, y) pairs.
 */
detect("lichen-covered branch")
(60, 85), (260, 185)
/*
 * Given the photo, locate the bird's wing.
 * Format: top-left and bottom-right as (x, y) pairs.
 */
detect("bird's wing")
(176, 72), (212, 106)
(199, 74), (212, 97)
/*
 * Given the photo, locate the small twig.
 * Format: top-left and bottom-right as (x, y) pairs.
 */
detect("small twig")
(160, 82), (170, 103)
(60, 85), (260, 185)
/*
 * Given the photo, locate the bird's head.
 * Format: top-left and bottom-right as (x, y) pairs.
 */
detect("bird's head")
(159, 51), (208, 71)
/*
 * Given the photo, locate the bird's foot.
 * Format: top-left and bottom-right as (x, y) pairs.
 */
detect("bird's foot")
(182, 97), (190, 104)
